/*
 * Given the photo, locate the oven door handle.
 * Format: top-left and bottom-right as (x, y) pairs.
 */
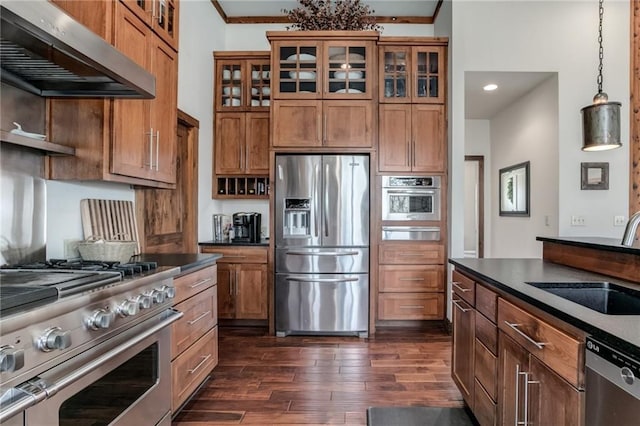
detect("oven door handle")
(0, 384), (47, 423)
(385, 189), (437, 195)
(39, 309), (183, 398)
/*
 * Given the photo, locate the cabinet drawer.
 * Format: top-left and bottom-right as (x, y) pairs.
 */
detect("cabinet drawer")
(378, 293), (444, 320)
(173, 265), (217, 304)
(172, 286), (218, 359)
(379, 265), (444, 292)
(475, 284), (497, 323)
(474, 339), (497, 401)
(475, 312), (497, 355)
(379, 243), (444, 265)
(452, 270), (475, 305)
(474, 379), (497, 426)
(172, 326), (218, 412)
(498, 299), (583, 388)
(207, 246), (268, 264)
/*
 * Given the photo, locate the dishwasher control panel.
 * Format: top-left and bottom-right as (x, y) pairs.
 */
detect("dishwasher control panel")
(587, 337), (640, 377)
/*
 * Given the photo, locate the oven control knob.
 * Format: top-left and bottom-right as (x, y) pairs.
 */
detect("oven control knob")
(148, 289), (165, 304)
(38, 327), (72, 352)
(117, 299), (139, 317)
(160, 285), (176, 300)
(0, 346), (25, 372)
(136, 294), (153, 310)
(86, 309), (114, 330)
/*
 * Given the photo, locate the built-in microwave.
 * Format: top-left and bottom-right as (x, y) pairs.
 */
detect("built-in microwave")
(381, 176), (441, 221)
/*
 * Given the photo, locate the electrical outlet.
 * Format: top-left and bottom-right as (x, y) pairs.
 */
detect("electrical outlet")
(64, 239), (81, 259)
(571, 216), (585, 226)
(614, 215), (626, 226)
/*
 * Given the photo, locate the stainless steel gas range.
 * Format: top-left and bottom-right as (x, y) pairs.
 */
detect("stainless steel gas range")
(0, 260), (182, 425)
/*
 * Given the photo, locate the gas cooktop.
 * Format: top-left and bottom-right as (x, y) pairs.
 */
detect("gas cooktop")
(0, 260), (158, 316)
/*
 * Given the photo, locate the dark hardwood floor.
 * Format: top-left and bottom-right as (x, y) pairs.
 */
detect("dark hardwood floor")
(173, 325), (464, 425)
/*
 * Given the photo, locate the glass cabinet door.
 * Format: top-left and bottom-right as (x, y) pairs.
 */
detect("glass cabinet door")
(325, 42), (371, 99)
(413, 47), (444, 103)
(218, 61), (244, 110)
(381, 47), (410, 102)
(273, 42), (321, 98)
(248, 60), (271, 109)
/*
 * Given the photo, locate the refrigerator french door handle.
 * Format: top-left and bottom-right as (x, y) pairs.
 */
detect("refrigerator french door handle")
(314, 163), (320, 238)
(324, 163), (329, 237)
(278, 164), (284, 180)
(285, 251), (359, 256)
(285, 277), (359, 283)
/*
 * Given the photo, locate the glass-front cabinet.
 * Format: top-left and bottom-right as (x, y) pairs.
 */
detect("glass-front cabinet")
(379, 40), (446, 104)
(120, 0), (179, 50)
(269, 32), (377, 100)
(214, 52), (270, 111)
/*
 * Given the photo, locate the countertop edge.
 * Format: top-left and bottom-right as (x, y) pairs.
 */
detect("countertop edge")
(536, 236), (640, 255)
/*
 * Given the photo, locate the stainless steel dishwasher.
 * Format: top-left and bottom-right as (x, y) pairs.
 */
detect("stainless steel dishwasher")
(585, 336), (640, 426)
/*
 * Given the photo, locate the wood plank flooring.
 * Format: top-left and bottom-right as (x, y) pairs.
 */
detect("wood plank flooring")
(172, 325), (464, 425)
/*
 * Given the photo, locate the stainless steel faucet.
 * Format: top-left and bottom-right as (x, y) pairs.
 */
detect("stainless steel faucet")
(621, 211), (640, 246)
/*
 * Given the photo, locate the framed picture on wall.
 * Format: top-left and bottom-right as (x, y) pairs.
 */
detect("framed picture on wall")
(581, 162), (609, 190)
(499, 161), (530, 217)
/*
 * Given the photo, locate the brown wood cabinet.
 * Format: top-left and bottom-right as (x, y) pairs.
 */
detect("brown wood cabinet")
(213, 52), (270, 198)
(171, 264), (218, 413)
(378, 104), (445, 172)
(121, 0), (179, 51)
(451, 268), (585, 426)
(47, 0), (178, 188)
(201, 246), (268, 321)
(378, 243), (445, 321)
(498, 333), (583, 426)
(268, 31), (378, 150)
(378, 41), (447, 104)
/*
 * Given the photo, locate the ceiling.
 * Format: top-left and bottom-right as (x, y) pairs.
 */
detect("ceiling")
(212, 0), (442, 24)
(465, 72), (556, 120)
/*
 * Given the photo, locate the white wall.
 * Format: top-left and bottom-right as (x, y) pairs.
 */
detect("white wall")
(489, 76), (559, 258)
(450, 0), (630, 260)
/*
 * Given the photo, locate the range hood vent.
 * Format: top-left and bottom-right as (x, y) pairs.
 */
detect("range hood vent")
(0, 1), (155, 98)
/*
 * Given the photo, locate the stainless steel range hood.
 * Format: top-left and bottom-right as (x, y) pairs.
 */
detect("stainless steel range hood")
(0, 0), (155, 98)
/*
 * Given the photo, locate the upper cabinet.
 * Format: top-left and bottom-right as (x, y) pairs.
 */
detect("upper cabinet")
(269, 31), (377, 100)
(214, 52), (271, 112)
(268, 31), (379, 150)
(47, 0), (179, 188)
(378, 39), (447, 104)
(121, 0), (179, 51)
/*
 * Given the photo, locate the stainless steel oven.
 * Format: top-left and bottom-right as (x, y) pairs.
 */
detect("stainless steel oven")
(382, 176), (441, 221)
(3, 309), (181, 426)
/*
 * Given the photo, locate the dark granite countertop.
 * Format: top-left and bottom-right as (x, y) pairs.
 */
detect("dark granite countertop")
(132, 253), (221, 273)
(449, 258), (640, 357)
(537, 236), (640, 254)
(199, 239), (269, 247)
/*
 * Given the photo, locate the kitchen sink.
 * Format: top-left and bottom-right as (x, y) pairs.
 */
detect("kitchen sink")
(525, 281), (640, 315)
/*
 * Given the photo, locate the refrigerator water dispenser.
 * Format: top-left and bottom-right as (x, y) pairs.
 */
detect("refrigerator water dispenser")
(284, 199), (311, 237)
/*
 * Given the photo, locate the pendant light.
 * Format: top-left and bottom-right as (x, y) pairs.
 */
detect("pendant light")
(581, 0), (622, 152)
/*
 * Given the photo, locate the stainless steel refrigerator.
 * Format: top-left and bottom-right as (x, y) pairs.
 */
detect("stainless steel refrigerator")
(275, 154), (369, 337)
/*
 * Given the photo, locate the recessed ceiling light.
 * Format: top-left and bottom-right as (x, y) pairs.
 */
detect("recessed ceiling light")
(483, 84), (498, 91)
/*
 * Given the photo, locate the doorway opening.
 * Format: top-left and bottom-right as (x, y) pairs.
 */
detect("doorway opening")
(464, 155), (484, 258)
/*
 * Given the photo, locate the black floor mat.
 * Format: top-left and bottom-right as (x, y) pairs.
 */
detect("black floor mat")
(367, 406), (475, 426)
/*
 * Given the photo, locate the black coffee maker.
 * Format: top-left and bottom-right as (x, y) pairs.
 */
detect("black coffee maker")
(232, 212), (261, 243)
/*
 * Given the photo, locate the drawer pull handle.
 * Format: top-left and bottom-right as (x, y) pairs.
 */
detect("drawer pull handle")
(187, 311), (211, 325)
(452, 299), (471, 313)
(188, 354), (212, 374)
(452, 281), (471, 292)
(223, 256), (247, 259)
(504, 321), (548, 350)
(286, 251), (359, 256)
(399, 277), (425, 281)
(190, 278), (212, 289)
(400, 305), (425, 309)
(399, 253), (423, 256)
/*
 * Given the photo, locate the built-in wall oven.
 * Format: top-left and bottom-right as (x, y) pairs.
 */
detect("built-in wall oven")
(381, 176), (441, 222)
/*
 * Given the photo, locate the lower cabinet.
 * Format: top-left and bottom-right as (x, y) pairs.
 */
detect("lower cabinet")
(200, 246), (268, 321)
(451, 268), (584, 426)
(170, 264), (218, 413)
(377, 243), (445, 321)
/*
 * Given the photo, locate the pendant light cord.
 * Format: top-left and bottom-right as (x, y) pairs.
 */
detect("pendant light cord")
(597, 0), (604, 94)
